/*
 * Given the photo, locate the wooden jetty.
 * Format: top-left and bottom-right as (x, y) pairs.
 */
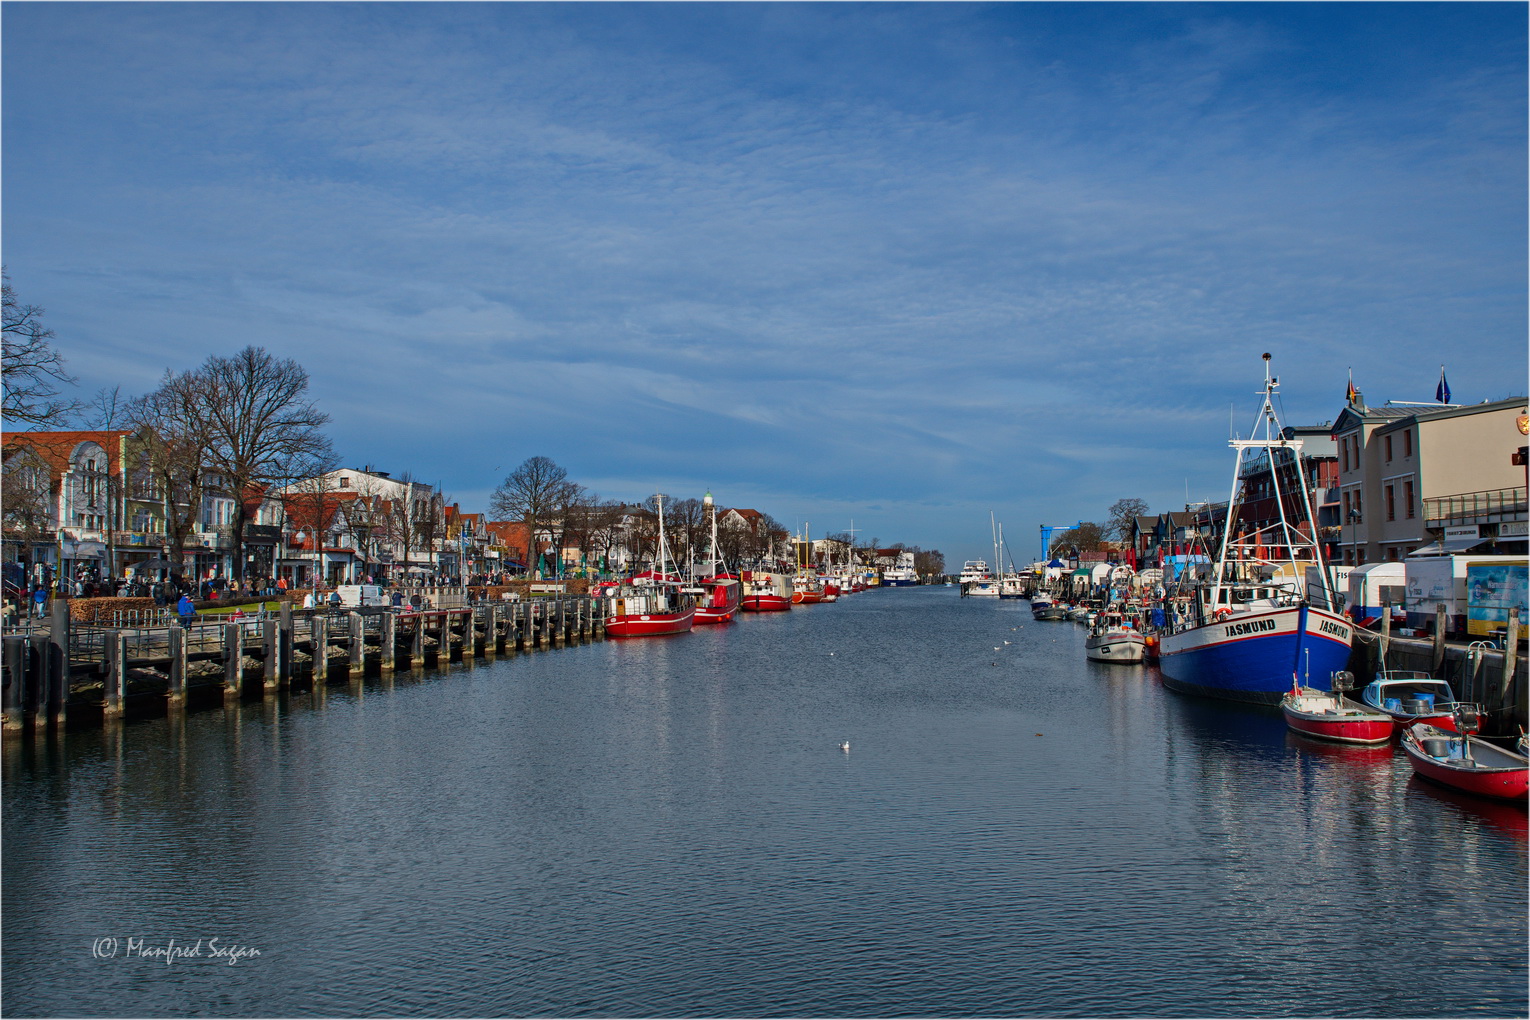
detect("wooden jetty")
(2, 595), (606, 734)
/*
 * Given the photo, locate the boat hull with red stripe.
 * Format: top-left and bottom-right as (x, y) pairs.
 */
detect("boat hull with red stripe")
(604, 607), (696, 637)
(1160, 604), (1353, 706)
(691, 575), (741, 624)
(593, 581), (697, 638)
(740, 570), (793, 612)
(1401, 724), (1529, 802)
(1281, 687), (1394, 745)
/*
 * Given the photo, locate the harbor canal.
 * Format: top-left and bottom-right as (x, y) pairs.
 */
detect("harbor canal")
(3, 586), (1525, 1018)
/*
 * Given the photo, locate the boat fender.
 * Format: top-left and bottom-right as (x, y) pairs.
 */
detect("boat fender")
(1214, 608), (1231, 622)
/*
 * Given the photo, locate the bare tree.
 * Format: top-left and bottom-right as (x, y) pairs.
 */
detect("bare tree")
(580, 500), (628, 576)
(80, 385), (130, 576)
(181, 347), (333, 581)
(2, 270), (80, 428)
(380, 472), (429, 575)
(413, 490), (446, 575)
(1106, 498), (1151, 544)
(1, 445), (55, 548)
(716, 514), (750, 569)
(489, 457), (572, 578)
(281, 454), (344, 587)
(345, 478), (394, 583)
(1050, 522), (1107, 556)
(127, 373), (216, 574)
(746, 512), (786, 567)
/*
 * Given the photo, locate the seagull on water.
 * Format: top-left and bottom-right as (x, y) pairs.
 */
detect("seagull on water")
(838, 741), (850, 753)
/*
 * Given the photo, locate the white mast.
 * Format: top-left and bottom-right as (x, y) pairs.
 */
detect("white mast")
(705, 490), (718, 576)
(655, 493), (673, 578)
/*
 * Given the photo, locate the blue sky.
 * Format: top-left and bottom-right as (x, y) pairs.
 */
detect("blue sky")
(4, 2), (1525, 564)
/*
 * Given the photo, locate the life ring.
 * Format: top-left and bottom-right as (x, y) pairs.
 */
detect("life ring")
(1214, 608), (1232, 622)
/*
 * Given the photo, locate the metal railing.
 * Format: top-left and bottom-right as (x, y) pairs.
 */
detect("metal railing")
(1423, 487), (1527, 526)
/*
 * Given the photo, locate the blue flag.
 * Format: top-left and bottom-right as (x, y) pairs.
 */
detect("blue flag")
(1436, 366), (1450, 404)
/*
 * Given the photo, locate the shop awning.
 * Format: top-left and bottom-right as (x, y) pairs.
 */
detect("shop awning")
(1409, 537), (1494, 556)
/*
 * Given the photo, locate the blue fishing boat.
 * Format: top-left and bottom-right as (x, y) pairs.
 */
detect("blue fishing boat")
(1158, 356), (1354, 705)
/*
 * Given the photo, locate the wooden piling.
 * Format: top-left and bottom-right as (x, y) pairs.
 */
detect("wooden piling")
(313, 615), (329, 682)
(279, 603), (294, 686)
(224, 623), (242, 697)
(349, 612), (364, 669)
(262, 620), (279, 689)
(1432, 604), (1447, 675)
(411, 613), (424, 662)
(27, 634), (48, 732)
(168, 625), (187, 708)
(47, 599), (70, 726)
(3, 634), (24, 733)
(1502, 609), (1520, 717)
(104, 633), (127, 720)
(381, 612), (398, 672)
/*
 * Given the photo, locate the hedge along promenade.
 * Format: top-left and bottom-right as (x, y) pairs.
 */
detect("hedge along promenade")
(56, 579), (596, 624)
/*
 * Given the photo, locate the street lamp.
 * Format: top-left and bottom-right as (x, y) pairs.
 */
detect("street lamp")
(1346, 509), (1361, 567)
(294, 529), (319, 607)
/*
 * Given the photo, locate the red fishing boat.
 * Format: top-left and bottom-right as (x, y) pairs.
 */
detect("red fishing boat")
(599, 584), (696, 637)
(686, 492), (741, 624)
(1401, 710), (1529, 803)
(1281, 685), (1395, 746)
(691, 574), (741, 623)
(740, 570), (793, 612)
(597, 494), (696, 638)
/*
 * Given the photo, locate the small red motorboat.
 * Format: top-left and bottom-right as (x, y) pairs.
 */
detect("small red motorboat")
(1359, 670), (1460, 733)
(690, 573), (741, 624)
(1281, 685), (1394, 746)
(1401, 708), (1529, 803)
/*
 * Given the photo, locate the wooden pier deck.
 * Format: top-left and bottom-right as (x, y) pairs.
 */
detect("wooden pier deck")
(2, 596), (606, 733)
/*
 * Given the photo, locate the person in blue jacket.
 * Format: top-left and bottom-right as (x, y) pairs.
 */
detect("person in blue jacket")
(176, 593), (197, 627)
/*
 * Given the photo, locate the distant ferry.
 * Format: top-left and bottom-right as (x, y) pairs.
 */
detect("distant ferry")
(958, 560), (991, 584)
(882, 551), (919, 587)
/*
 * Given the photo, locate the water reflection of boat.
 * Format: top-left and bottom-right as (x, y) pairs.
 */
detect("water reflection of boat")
(1406, 772), (1529, 839)
(1283, 730), (1397, 765)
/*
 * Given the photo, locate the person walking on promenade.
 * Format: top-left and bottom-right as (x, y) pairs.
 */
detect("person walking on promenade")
(176, 593), (196, 627)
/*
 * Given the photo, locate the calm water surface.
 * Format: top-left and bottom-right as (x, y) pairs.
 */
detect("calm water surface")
(4, 587), (1526, 1018)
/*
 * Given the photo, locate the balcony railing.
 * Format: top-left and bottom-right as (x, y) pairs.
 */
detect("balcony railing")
(1423, 487), (1527, 526)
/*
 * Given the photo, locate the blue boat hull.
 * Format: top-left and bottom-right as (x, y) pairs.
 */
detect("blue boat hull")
(1159, 606), (1354, 706)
